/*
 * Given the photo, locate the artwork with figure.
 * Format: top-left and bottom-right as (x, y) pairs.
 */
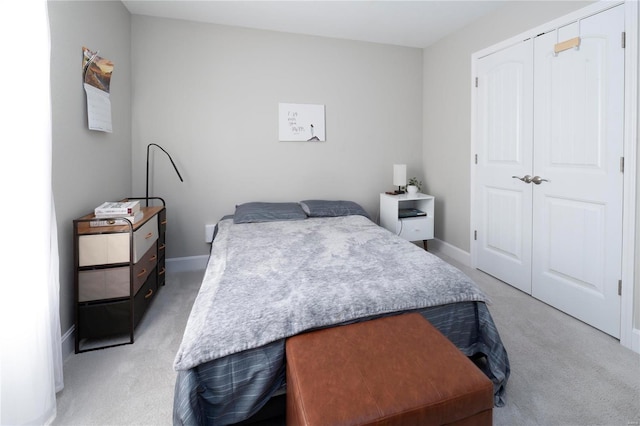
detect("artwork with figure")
(279, 103), (325, 141)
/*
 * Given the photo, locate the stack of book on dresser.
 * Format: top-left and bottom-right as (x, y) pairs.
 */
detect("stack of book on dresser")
(90, 200), (142, 227)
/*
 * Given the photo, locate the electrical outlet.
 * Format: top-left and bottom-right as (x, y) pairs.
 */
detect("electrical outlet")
(205, 224), (216, 243)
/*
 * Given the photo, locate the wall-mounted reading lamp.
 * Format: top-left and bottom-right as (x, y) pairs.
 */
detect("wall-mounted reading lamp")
(146, 143), (184, 207)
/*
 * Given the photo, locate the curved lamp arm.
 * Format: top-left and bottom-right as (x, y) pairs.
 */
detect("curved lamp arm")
(146, 143), (184, 207)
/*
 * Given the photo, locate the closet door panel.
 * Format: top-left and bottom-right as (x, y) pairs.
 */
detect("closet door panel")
(476, 39), (533, 294)
(532, 5), (624, 338)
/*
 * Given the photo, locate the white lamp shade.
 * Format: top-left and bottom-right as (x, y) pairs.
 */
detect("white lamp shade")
(393, 164), (407, 186)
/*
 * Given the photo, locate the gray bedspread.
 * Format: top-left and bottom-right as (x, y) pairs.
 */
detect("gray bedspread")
(174, 216), (487, 370)
(173, 215), (510, 425)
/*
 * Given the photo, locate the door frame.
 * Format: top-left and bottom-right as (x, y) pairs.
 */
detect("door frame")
(470, 0), (638, 353)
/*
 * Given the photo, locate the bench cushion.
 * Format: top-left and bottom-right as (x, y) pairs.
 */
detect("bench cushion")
(286, 313), (493, 425)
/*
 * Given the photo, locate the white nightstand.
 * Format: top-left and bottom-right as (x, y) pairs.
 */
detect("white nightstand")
(380, 192), (435, 249)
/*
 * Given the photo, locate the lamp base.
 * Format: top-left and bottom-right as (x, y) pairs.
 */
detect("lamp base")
(394, 186), (405, 195)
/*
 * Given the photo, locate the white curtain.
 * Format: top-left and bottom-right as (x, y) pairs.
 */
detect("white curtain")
(0, 0), (64, 424)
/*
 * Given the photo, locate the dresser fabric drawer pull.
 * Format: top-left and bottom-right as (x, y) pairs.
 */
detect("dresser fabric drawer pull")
(137, 269), (147, 278)
(159, 244), (166, 251)
(145, 289), (153, 299)
(159, 267), (166, 276)
(150, 255), (157, 261)
(145, 232), (153, 239)
(161, 219), (167, 225)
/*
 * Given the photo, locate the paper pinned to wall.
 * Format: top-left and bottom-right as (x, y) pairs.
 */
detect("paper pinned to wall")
(279, 103), (325, 141)
(82, 47), (113, 133)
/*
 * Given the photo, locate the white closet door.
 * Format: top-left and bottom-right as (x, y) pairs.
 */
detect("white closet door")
(532, 5), (624, 337)
(476, 39), (534, 294)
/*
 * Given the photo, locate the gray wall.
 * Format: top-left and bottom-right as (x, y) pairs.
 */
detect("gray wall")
(422, 1), (593, 252)
(49, 0), (131, 334)
(49, 0), (637, 343)
(131, 16), (424, 258)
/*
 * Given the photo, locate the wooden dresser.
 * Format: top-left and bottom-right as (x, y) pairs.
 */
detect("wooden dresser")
(73, 198), (166, 352)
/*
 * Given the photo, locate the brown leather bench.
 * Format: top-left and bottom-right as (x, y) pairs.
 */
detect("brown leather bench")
(286, 313), (493, 425)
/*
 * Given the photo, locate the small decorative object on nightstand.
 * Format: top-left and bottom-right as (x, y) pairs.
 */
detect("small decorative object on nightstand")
(380, 192), (434, 250)
(406, 185), (418, 195)
(73, 197), (167, 352)
(406, 177), (422, 195)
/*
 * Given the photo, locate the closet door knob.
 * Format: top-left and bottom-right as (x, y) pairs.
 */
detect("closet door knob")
(531, 176), (549, 185)
(512, 175), (532, 183)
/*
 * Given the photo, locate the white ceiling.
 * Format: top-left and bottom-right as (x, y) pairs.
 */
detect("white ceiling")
(122, 1), (506, 48)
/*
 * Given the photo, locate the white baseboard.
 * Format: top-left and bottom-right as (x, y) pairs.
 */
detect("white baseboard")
(61, 325), (74, 361)
(428, 238), (471, 267)
(62, 247), (475, 361)
(61, 255), (208, 362)
(64, 247), (640, 358)
(428, 242), (640, 356)
(632, 328), (640, 354)
(166, 255), (208, 272)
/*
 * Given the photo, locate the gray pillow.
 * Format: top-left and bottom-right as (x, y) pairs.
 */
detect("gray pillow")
(299, 200), (370, 219)
(233, 202), (307, 224)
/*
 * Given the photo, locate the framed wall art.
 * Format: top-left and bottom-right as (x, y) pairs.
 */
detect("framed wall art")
(278, 103), (325, 142)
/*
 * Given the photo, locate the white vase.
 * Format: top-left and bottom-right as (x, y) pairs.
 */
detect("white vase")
(407, 185), (418, 195)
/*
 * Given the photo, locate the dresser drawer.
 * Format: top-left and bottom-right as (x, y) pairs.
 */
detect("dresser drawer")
(134, 266), (158, 323)
(78, 216), (158, 266)
(78, 267), (129, 302)
(397, 216), (434, 241)
(132, 241), (158, 295)
(77, 267), (157, 340)
(78, 242), (158, 301)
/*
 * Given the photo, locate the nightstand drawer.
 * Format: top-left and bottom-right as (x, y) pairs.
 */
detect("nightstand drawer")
(78, 216), (158, 266)
(397, 216), (434, 241)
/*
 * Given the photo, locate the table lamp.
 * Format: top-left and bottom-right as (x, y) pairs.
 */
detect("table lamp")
(393, 164), (406, 194)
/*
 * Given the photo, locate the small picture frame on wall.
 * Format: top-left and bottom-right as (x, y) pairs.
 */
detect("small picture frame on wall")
(279, 103), (325, 142)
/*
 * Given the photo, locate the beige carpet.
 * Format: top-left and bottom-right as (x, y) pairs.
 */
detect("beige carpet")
(54, 255), (640, 425)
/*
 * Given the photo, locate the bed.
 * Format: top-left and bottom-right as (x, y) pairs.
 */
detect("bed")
(173, 201), (510, 425)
